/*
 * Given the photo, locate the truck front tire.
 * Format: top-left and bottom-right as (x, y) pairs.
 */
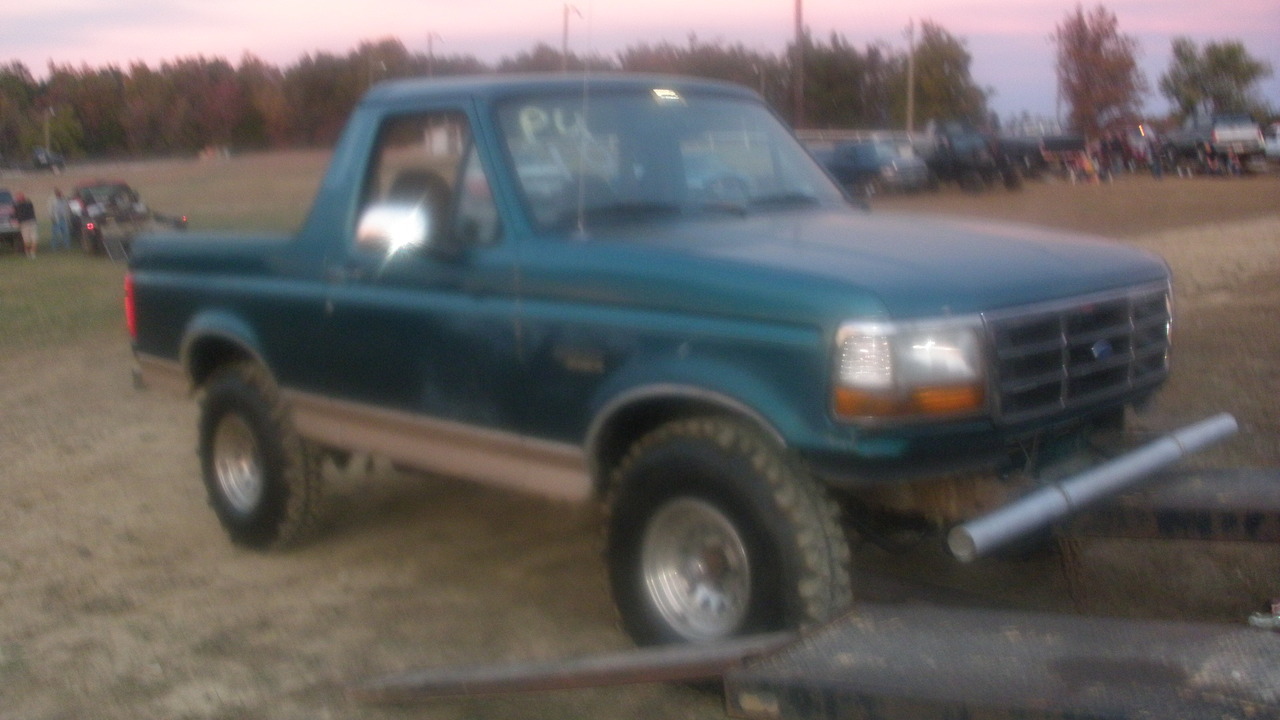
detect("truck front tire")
(606, 417), (853, 645)
(198, 362), (322, 549)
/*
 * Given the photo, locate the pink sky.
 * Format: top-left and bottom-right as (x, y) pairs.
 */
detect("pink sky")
(7, 0), (1279, 117)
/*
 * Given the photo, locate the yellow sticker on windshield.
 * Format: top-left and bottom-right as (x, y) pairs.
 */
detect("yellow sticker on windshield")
(651, 88), (684, 104)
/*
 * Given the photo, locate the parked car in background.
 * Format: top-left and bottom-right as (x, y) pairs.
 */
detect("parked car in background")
(69, 179), (187, 255)
(32, 147), (65, 173)
(997, 134), (1084, 179)
(916, 122), (1022, 191)
(811, 139), (932, 196)
(1162, 114), (1266, 172)
(1265, 123), (1280, 163)
(69, 180), (149, 253)
(0, 189), (20, 251)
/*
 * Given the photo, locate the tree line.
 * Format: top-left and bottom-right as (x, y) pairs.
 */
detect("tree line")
(1, 26), (987, 161)
(1, 5), (1273, 162)
(1054, 5), (1273, 141)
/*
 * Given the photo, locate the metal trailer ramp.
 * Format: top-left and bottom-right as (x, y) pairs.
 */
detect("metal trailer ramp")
(352, 604), (1279, 719)
(102, 234), (129, 261)
(723, 604), (1280, 720)
(353, 632), (796, 701)
(1067, 468), (1280, 544)
(351, 465), (1280, 717)
(1058, 467), (1280, 626)
(101, 225), (139, 262)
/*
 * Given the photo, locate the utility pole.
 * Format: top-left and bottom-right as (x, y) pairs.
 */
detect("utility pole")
(905, 18), (916, 134)
(367, 59), (386, 88)
(792, 0), (805, 128)
(561, 4), (582, 73)
(427, 32), (442, 76)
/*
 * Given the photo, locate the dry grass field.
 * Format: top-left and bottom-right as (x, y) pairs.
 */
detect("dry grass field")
(0, 154), (1277, 719)
(4, 150), (332, 236)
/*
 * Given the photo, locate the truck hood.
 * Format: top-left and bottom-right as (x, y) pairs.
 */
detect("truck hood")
(595, 208), (1169, 319)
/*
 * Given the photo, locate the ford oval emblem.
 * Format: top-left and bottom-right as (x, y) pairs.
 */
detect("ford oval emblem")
(1091, 339), (1114, 361)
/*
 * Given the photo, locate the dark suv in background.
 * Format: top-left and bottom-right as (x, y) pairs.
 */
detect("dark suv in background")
(32, 147), (66, 172)
(0, 189), (20, 251)
(69, 181), (151, 253)
(810, 139), (932, 196)
(69, 180), (187, 255)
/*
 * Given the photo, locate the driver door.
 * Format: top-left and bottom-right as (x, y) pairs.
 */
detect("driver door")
(319, 109), (521, 429)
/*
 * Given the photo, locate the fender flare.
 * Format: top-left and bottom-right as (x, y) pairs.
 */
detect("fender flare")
(179, 309), (270, 388)
(583, 354), (818, 495)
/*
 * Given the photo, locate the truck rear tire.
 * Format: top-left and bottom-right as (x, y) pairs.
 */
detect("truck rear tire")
(198, 362), (322, 550)
(606, 417), (852, 645)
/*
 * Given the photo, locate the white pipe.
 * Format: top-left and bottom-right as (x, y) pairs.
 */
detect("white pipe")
(948, 413), (1238, 563)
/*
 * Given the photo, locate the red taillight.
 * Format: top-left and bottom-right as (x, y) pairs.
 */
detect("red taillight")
(124, 273), (137, 340)
(86, 222), (96, 231)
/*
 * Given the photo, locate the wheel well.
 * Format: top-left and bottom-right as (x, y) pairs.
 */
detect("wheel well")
(590, 394), (780, 497)
(186, 336), (259, 390)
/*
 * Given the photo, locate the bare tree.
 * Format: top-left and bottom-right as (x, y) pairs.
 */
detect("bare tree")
(1053, 4), (1147, 138)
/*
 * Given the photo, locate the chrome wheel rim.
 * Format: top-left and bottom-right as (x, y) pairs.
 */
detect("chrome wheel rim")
(213, 414), (263, 514)
(641, 497), (751, 641)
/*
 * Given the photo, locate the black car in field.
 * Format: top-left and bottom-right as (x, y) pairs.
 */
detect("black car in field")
(68, 180), (186, 255)
(918, 123), (1023, 191)
(32, 147), (66, 172)
(811, 140), (932, 197)
(69, 180), (149, 253)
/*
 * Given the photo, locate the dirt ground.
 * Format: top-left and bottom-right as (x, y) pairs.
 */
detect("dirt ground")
(1, 173), (1277, 719)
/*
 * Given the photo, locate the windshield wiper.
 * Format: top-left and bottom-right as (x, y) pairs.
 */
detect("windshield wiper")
(748, 192), (821, 209)
(556, 201), (682, 230)
(691, 199), (749, 217)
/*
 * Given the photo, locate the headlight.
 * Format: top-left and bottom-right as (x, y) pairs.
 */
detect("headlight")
(833, 319), (986, 420)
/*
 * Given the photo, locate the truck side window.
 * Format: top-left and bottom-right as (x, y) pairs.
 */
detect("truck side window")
(360, 111), (498, 251)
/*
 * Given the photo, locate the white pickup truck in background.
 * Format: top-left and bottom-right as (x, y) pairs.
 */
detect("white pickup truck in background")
(1265, 122), (1280, 162)
(1162, 113), (1267, 171)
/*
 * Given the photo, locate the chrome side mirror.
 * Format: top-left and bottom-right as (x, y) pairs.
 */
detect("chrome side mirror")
(355, 201), (433, 256)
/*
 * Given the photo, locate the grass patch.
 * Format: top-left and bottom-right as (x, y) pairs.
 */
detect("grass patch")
(1, 148), (332, 234)
(0, 150), (333, 350)
(130, 149), (332, 232)
(0, 253), (127, 351)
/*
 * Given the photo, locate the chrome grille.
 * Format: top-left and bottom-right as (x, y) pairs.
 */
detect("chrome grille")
(985, 283), (1171, 425)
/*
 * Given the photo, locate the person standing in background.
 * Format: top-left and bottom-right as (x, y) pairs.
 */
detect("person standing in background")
(14, 192), (37, 258)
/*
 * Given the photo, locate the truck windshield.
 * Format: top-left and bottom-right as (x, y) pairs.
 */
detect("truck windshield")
(496, 87), (844, 232)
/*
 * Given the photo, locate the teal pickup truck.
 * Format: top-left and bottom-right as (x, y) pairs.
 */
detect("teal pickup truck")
(127, 74), (1174, 646)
